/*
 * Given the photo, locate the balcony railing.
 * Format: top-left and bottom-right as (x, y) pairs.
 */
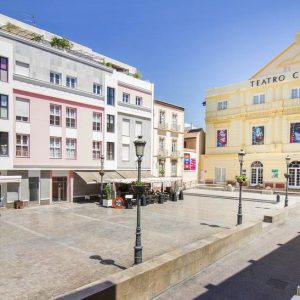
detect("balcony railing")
(170, 123), (180, 132)
(158, 121), (168, 130)
(157, 149), (168, 157)
(170, 150), (180, 158)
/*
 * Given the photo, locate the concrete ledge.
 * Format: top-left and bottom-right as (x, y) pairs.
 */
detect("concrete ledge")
(54, 221), (262, 300)
(263, 203), (298, 224)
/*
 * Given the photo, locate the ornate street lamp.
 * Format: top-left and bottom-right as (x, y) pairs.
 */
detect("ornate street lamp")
(133, 135), (146, 264)
(285, 155), (291, 207)
(99, 154), (105, 205)
(237, 149), (245, 225)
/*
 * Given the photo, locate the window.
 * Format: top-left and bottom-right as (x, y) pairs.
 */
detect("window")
(0, 57), (8, 82)
(171, 139), (177, 152)
(217, 101), (227, 110)
(66, 138), (76, 159)
(50, 104), (61, 126)
(15, 61), (29, 77)
(171, 160), (177, 177)
(16, 134), (29, 157)
(66, 107), (76, 128)
(66, 76), (77, 88)
(251, 161), (263, 186)
(0, 94), (8, 119)
(107, 142), (115, 160)
(122, 144), (130, 161)
(159, 137), (165, 150)
(93, 141), (102, 159)
(107, 87), (115, 106)
(123, 93), (130, 103)
(93, 112), (102, 131)
(172, 113), (178, 125)
(253, 94), (265, 104)
(16, 98), (29, 122)
(107, 114), (115, 133)
(159, 111), (165, 124)
(136, 96), (142, 106)
(135, 121), (142, 137)
(122, 119), (130, 136)
(0, 132), (8, 156)
(93, 83), (102, 95)
(50, 72), (61, 85)
(50, 137), (61, 158)
(291, 88), (300, 99)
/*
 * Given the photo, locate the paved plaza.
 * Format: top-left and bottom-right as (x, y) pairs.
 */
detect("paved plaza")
(0, 194), (286, 299)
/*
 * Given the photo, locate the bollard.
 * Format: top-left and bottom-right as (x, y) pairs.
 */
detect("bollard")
(276, 193), (280, 203)
(179, 190), (184, 200)
(158, 193), (164, 204)
(171, 192), (177, 202)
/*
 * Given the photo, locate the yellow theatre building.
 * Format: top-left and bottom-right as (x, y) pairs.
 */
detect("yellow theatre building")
(202, 33), (300, 189)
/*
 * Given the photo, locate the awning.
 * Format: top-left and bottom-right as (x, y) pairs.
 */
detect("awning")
(117, 170), (152, 179)
(74, 171), (123, 184)
(0, 176), (22, 184)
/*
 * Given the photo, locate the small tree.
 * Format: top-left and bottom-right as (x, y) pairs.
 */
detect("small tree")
(31, 33), (44, 42)
(133, 71), (142, 79)
(50, 36), (73, 50)
(103, 184), (112, 200)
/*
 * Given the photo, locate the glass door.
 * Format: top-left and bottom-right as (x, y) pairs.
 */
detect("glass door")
(29, 177), (39, 203)
(52, 177), (67, 201)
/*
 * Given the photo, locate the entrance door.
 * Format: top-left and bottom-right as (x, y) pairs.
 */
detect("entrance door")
(52, 177), (67, 201)
(215, 167), (226, 184)
(29, 177), (39, 202)
(251, 161), (263, 186)
(288, 161), (300, 189)
(0, 184), (3, 207)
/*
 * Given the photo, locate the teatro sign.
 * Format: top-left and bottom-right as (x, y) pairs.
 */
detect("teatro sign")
(250, 71), (299, 87)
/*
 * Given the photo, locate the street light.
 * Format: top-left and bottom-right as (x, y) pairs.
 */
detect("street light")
(99, 154), (105, 206)
(285, 154), (291, 207)
(237, 149), (245, 225)
(133, 135), (146, 265)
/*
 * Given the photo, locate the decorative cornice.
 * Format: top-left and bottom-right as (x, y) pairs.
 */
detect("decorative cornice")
(118, 81), (152, 95)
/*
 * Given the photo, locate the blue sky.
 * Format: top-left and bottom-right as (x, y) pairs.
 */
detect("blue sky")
(1, 0), (300, 128)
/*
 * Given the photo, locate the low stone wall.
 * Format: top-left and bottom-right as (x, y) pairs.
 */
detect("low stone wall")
(55, 221), (262, 300)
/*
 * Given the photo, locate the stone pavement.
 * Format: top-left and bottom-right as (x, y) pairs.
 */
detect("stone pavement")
(155, 208), (300, 300)
(0, 195), (285, 299)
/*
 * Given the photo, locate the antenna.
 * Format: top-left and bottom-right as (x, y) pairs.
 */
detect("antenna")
(23, 14), (36, 26)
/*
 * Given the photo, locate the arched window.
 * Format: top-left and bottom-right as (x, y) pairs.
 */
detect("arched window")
(251, 161), (263, 186)
(288, 161), (300, 188)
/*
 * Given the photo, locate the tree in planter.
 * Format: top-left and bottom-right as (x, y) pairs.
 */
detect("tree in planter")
(103, 184), (112, 200)
(50, 36), (73, 50)
(31, 33), (44, 42)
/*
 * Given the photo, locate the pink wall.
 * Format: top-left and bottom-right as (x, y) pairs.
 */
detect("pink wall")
(13, 89), (104, 168)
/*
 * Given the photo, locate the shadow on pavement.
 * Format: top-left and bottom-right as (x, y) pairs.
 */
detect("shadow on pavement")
(194, 233), (300, 300)
(90, 255), (127, 270)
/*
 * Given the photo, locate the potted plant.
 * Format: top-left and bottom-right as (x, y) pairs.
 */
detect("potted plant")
(159, 169), (165, 177)
(50, 36), (73, 50)
(235, 175), (247, 184)
(133, 71), (142, 79)
(284, 173), (290, 179)
(31, 33), (44, 43)
(102, 184), (112, 207)
(131, 180), (147, 195)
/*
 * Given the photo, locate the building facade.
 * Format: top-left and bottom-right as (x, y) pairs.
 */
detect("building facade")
(0, 14), (154, 208)
(153, 100), (184, 180)
(202, 33), (300, 189)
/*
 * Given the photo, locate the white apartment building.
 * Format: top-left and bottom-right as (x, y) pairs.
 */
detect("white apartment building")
(153, 100), (184, 181)
(0, 14), (154, 208)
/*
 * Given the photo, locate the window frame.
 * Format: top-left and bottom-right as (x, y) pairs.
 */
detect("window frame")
(50, 71), (61, 85)
(0, 94), (8, 120)
(0, 131), (9, 157)
(136, 96), (143, 106)
(16, 134), (30, 158)
(66, 107), (77, 129)
(0, 56), (8, 82)
(93, 83), (102, 95)
(93, 112), (102, 132)
(217, 100), (228, 110)
(107, 87), (115, 106)
(66, 138), (77, 160)
(16, 98), (30, 122)
(107, 114), (115, 133)
(253, 94), (265, 105)
(15, 61), (30, 77)
(50, 104), (62, 126)
(122, 144), (130, 161)
(66, 76), (77, 88)
(122, 119), (130, 137)
(106, 142), (115, 160)
(123, 93), (130, 103)
(50, 137), (62, 159)
(92, 140), (102, 160)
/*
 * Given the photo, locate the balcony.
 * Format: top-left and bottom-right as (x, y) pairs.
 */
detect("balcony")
(170, 123), (181, 132)
(157, 149), (168, 157)
(170, 150), (180, 158)
(157, 121), (168, 130)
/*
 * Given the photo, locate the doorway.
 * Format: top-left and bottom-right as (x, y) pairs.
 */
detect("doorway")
(29, 177), (40, 203)
(52, 177), (68, 202)
(251, 161), (263, 186)
(288, 161), (300, 189)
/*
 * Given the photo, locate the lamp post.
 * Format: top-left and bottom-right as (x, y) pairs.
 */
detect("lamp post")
(134, 135), (146, 265)
(99, 154), (105, 206)
(285, 155), (291, 207)
(237, 149), (245, 225)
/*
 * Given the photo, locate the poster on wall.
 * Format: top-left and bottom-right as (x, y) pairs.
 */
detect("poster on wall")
(184, 153), (190, 170)
(190, 158), (196, 171)
(217, 130), (227, 147)
(252, 126), (264, 145)
(271, 169), (278, 178)
(290, 123), (300, 143)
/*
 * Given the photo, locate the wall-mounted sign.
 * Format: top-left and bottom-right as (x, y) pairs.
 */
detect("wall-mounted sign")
(217, 129), (227, 147)
(252, 126), (264, 145)
(184, 153), (190, 170)
(250, 72), (299, 87)
(271, 169), (279, 178)
(290, 123), (300, 143)
(190, 158), (196, 171)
